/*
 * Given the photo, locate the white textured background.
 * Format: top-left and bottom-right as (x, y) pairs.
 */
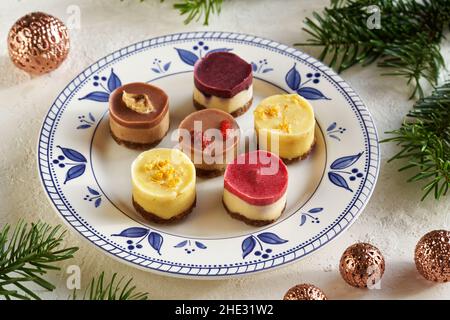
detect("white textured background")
(0, 0), (449, 300)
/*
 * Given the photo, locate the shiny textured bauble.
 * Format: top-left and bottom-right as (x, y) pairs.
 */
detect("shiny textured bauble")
(283, 284), (327, 300)
(339, 243), (385, 288)
(8, 12), (70, 74)
(415, 230), (450, 282)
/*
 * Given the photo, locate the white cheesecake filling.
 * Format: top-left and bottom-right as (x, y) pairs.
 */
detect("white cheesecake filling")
(223, 189), (286, 221)
(193, 85), (253, 114)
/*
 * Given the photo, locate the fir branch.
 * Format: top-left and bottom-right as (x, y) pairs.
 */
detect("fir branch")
(0, 220), (78, 300)
(383, 82), (450, 200)
(173, 0), (223, 25)
(130, 0), (224, 25)
(73, 272), (148, 300)
(298, 0), (450, 98)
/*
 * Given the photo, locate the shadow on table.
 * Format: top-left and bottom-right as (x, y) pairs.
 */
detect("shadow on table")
(242, 260), (441, 300)
(0, 55), (31, 89)
(380, 261), (441, 299)
(326, 261), (440, 299)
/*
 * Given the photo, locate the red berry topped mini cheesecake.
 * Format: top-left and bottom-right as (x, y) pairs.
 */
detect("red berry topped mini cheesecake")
(223, 150), (288, 226)
(179, 109), (240, 178)
(109, 82), (169, 149)
(193, 51), (253, 117)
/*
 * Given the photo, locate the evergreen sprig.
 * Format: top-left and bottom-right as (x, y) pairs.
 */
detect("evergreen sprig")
(173, 0), (223, 25)
(297, 0), (450, 98)
(73, 272), (148, 300)
(140, 0), (223, 25)
(0, 221), (78, 299)
(383, 82), (450, 200)
(0, 220), (149, 300)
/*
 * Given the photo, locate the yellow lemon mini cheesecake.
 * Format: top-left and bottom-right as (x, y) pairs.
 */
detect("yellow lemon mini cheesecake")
(131, 148), (196, 223)
(254, 94), (315, 162)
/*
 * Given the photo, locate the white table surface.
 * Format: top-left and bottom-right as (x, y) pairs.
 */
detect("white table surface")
(0, 0), (449, 300)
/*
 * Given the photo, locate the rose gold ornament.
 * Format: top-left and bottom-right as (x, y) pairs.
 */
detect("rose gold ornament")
(415, 230), (450, 282)
(283, 284), (327, 300)
(8, 12), (70, 75)
(339, 242), (385, 288)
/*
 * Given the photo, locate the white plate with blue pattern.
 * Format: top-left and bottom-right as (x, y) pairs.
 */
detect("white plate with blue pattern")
(37, 32), (379, 278)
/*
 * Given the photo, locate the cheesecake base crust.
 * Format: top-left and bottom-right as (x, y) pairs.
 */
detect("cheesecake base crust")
(110, 128), (167, 150)
(193, 97), (253, 118)
(222, 199), (286, 227)
(132, 197), (196, 224)
(196, 166), (226, 178)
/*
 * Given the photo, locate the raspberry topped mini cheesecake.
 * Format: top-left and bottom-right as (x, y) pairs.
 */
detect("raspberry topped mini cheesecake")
(193, 51), (253, 117)
(254, 94), (315, 162)
(131, 148), (196, 223)
(178, 109), (240, 178)
(223, 150), (288, 226)
(109, 82), (169, 149)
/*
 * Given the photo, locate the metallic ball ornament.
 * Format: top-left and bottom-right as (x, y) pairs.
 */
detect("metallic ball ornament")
(339, 242), (385, 288)
(415, 230), (450, 282)
(283, 284), (327, 300)
(8, 12), (70, 74)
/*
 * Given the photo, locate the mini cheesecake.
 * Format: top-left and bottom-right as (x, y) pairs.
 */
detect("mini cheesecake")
(178, 109), (239, 178)
(131, 148), (196, 223)
(193, 51), (253, 117)
(109, 82), (169, 149)
(254, 94), (315, 162)
(223, 150), (288, 226)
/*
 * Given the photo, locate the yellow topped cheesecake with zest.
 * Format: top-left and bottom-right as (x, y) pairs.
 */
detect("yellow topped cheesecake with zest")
(254, 94), (315, 161)
(131, 148), (196, 223)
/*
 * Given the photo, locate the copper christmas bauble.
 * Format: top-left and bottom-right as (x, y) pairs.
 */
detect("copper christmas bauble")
(415, 230), (450, 282)
(283, 284), (327, 300)
(339, 242), (385, 288)
(8, 12), (70, 74)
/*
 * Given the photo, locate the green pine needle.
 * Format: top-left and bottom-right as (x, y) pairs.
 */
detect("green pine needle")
(0, 220), (148, 300)
(0, 220), (78, 300)
(297, 0), (450, 99)
(143, 0), (223, 25)
(382, 81), (450, 200)
(173, 0), (223, 25)
(73, 272), (148, 300)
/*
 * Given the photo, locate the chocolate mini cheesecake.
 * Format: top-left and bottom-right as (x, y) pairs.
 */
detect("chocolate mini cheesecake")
(178, 109), (240, 178)
(109, 82), (169, 149)
(193, 52), (253, 117)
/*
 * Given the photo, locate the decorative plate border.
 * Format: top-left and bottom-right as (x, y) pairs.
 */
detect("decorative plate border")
(37, 31), (379, 278)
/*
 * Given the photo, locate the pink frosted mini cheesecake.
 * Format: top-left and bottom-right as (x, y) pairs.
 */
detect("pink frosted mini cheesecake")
(223, 150), (288, 226)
